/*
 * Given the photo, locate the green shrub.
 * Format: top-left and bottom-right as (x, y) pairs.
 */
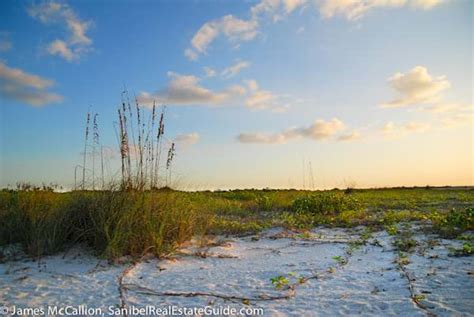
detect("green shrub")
(291, 192), (361, 216)
(446, 208), (474, 230)
(255, 194), (273, 211)
(430, 207), (474, 237)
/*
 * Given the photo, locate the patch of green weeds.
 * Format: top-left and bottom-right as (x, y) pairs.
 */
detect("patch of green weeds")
(449, 242), (473, 257)
(270, 275), (289, 289)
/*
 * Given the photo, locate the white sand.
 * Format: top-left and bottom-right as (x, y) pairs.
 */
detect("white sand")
(1, 226), (473, 316)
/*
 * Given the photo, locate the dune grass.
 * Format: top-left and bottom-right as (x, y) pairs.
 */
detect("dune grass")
(0, 187), (473, 260)
(0, 189), (211, 259)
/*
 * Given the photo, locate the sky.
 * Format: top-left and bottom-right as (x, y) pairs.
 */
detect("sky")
(0, 0), (472, 190)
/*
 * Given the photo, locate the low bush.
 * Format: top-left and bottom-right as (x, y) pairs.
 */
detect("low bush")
(291, 192), (361, 216)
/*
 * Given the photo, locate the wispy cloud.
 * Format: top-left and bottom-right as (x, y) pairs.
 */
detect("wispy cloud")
(185, 0), (307, 60)
(440, 113), (474, 128)
(0, 61), (63, 106)
(186, 15), (258, 60)
(238, 118), (348, 144)
(27, 2), (93, 61)
(174, 132), (200, 145)
(221, 60), (250, 78)
(0, 32), (12, 52)
(203, 61), (250, 79)
(381, 121), (430, 138)
(243, 79), (294, 112)
(337, 131), (361, 141)
(137, 72), (246, 107)
(420, 102), (474, 128)
(203, 67), (217, 78)
(317, 0), (444, 21)
(185, 0), (441, 60)
(380, 66), (450, 108)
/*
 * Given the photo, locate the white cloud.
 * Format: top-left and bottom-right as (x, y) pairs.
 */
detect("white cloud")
(380, 66), (450, 108)
(137, 72), (246, 107)
(185, 0), (306, 60)
(47, 39), (74, 61)
(238, 118), (347, 144)
(202, 61), (250, 79)
(283, 0), (308, 13)
(203, 67), (217, 78)
(382, 121), (430, 137)
(251, 0), (307, 18)
(0, 61), (63, 106)
(243, 79), (296, 112)
(293, 118), (346, 139)
(380, 67), (472, 131)
(419, 103), (474, 129)
(337, 131), (361, 141)
(186, 15), (258, 60)
(238, 132), (288, 144)
(441, 113), (474, 128)
(174, 132), (200, 145)
(27, 2), (92, 61)
(420, 102), (472, 114)
(317, 0), (444, 21)
(245, 89), (276, 109)
(221, 60), (250, 78)
(184, 48), (198, 61)
(245, 79), (259, 91)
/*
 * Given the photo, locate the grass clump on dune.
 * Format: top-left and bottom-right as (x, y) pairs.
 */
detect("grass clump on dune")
(0, 189), (210, 260)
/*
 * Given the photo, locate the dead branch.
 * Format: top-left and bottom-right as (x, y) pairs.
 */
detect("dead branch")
(123, 283), (294, 303)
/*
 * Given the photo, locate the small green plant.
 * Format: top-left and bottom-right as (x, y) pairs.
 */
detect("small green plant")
(449, 243), (473, 257)
(270, 275), (289, 289)
(396, 252), (411, 265)
(413, 294), (426, 301)
(255, 194), (273, 211)
(295, 232), (314, 240)
(393, 237), (417, 252)
(385, 225), (399, 236)
(332, 255), (347, 264)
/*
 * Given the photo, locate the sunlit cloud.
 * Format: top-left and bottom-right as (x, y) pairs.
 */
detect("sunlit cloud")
(238, 118), (347, 144)
(203, 67), (217, 78)
(185, 0), (307, 60)
(137, 72), (246, 107)
(337, 131), (361, 141)
(221, 60), (250, 78)
(203, 61), (250, 79)
(174, 132), (200, 145)
(317, 0), (444, 21)
(47, 39), (75, 61)
(380, 66), (450, 108)
(27, 2), (93, 61)
(440, 113), (474, 128)
(243, 79), (296, 112)
(381, 121), (430, 137)
(0, 61), (63, 106)
(245, 89), (276, 109)
(185, 15), (258, 60)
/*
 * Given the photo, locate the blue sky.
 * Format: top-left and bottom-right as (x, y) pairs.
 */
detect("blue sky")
(0, 0), (472, 189)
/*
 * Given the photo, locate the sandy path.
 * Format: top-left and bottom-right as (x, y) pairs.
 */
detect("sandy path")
(1, 227), (472, 316)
